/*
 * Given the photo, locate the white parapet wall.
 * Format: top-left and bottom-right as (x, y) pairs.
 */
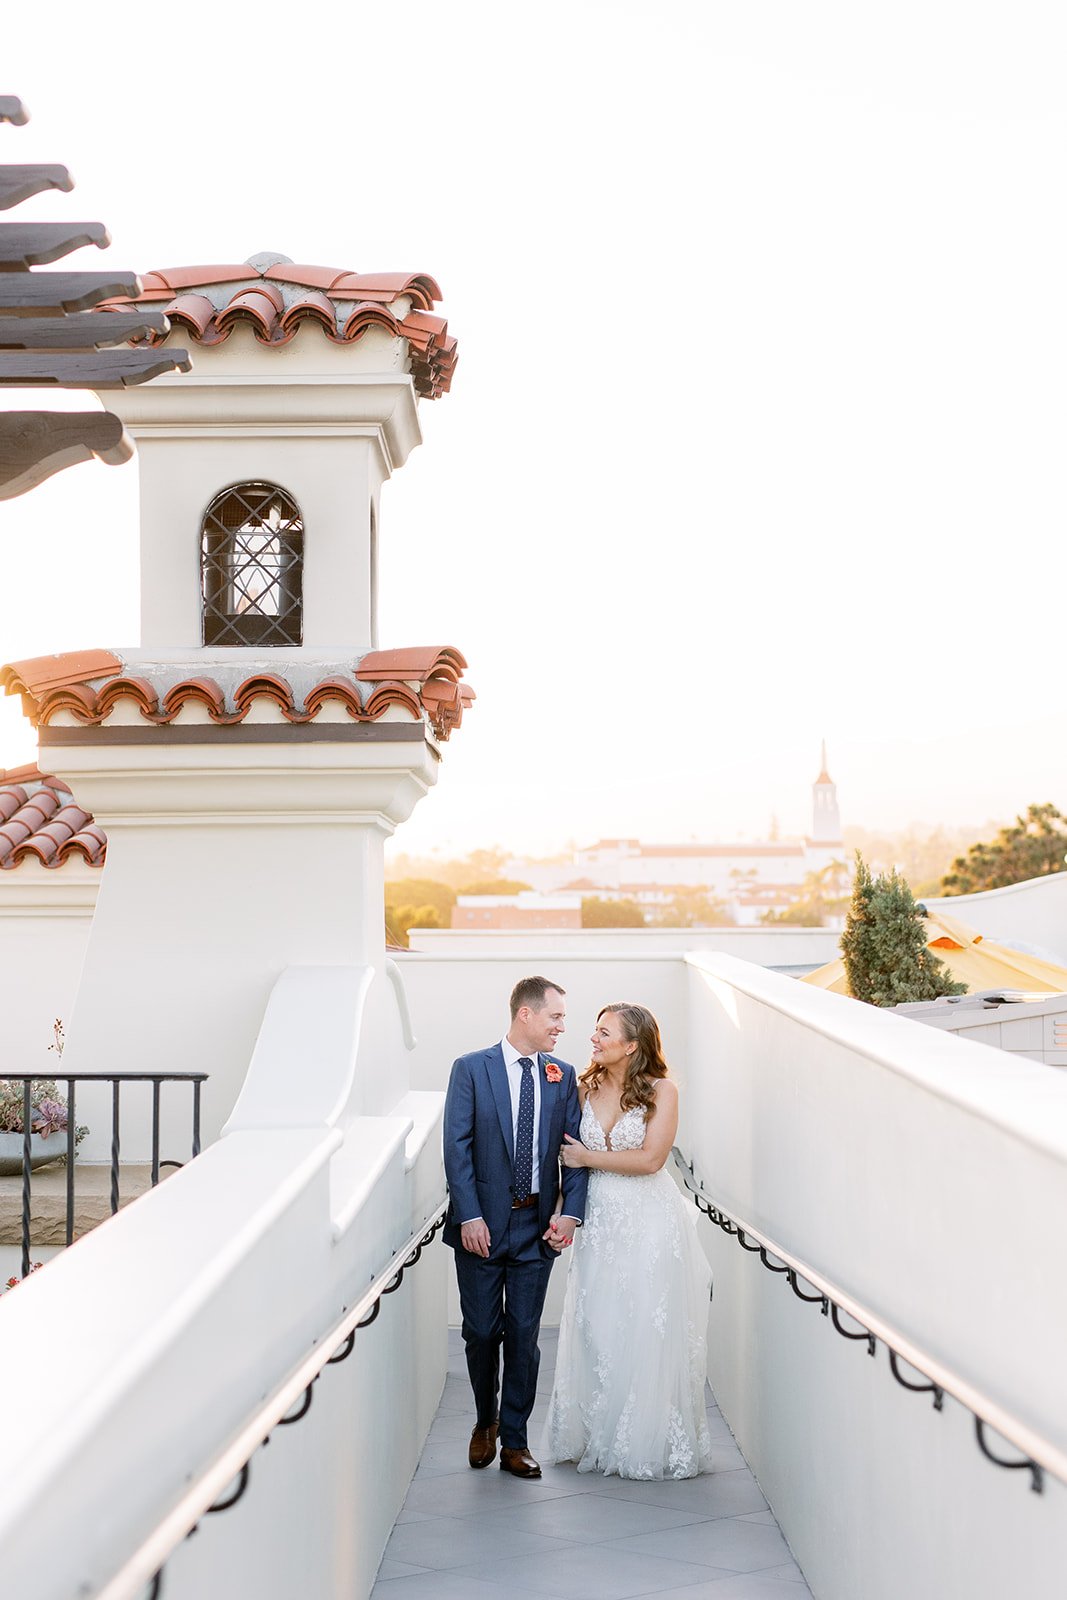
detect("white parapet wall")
(681, 950), (1067, 1600)
(408, 924), (841, 967)
(0, 965), (447, 1600)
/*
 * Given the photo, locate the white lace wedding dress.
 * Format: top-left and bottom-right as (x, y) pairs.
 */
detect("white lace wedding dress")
(543, 1099), (713, 1479)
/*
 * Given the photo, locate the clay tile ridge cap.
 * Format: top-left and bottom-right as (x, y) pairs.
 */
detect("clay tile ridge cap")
(146, 265), (265, 293)
(355, 646), (467, 683)
(0, 762), (66, 789)
(0, 650), (123, 698)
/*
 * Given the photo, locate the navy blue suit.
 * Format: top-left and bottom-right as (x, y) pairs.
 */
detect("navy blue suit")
(443, 1044), (588, 1448)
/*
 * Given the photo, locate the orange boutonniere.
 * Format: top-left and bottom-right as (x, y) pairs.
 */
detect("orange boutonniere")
(544, 1060), (563, 1084)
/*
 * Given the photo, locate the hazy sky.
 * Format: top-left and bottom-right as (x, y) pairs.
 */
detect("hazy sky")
(1, 4), (1064, 858)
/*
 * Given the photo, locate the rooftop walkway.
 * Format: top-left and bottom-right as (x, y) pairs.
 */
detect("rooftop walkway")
(373, 1328), (813, 1600)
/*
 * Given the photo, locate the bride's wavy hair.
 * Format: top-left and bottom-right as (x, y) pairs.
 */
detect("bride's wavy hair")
(580, 1003), (670, 1116)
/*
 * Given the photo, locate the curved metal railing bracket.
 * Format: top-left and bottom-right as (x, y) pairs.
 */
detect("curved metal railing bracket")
(670, 1148), (1064, 1498)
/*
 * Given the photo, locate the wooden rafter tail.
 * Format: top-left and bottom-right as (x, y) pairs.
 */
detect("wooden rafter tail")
(0, 348), (191, 388)
(0, 164), (73, 211)
(0, 311), (172, 350)
(0, 411), (133, 500)
(0, 97), (29, 127)
(0, 270), (142, 315)
(0, 221), (111, 269)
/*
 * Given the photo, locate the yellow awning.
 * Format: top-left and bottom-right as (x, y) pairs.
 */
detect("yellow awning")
(801, 907), (1067, 996)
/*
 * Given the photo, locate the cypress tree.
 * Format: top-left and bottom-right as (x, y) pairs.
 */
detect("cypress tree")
(841, 852), (876, 1002)
(841, 855), (966, 1006)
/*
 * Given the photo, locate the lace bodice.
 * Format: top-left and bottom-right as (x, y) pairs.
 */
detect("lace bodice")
(580, 1098), (647, 1153)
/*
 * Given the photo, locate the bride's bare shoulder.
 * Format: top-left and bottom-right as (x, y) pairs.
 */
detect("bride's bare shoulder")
(652, 1077), (679, 1106)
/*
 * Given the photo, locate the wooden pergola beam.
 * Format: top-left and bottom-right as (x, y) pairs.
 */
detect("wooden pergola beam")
(0, 310), (172, 349)
(0, 270), (141, 314)
(0, 98), (29, 127)
(0, 411), (132, 500)
(0, 348), (191, 387)
(0, 164), (73, 211)
(0, 221), (111, 268)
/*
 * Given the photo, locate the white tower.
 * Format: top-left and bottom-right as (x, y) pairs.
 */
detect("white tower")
(812, 741), (842, 845)
(1, 254), (468, 1137)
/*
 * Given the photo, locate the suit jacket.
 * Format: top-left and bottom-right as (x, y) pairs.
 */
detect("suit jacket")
(442, 1043), (589, 1257)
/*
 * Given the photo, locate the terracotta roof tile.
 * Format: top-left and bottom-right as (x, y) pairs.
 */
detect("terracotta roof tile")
(301, 677), (365, 719)
(278, 291), (337, 338)
(95, 676), (160, 719)
(1, 650), (122, 698)
(151, 293), (216, 339)
(1, 650), (473, 740)
(361, 681), (425, 723)
(140, 266), (258, 294)
(160, 676), (229, 721)
(355, 646), (467, 683)
(215, 283), (285, 340)
(0, 767), (105, 869)
(233, 672), (296, 717)
(94, 256), (456, 399)
(340, 302), (402, 341)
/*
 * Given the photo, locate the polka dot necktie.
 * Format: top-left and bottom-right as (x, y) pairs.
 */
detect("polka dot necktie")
(513, 1056), (535, 1203)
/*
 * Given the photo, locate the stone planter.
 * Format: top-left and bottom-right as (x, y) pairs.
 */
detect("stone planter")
(0, 1131), (69, 1176)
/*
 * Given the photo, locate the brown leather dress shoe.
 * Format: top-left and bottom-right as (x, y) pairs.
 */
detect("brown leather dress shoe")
(469, 1421), (498, 1468)
(499, 1446), (542, 1478)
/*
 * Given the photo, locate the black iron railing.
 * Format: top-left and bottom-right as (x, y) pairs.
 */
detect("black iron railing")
(673, 1147), (1064, 1495)
(92, 1199), (448, 1600)
(1, 1072), (206, 1280)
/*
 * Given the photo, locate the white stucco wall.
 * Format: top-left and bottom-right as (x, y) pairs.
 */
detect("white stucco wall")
(682, 951), (1067, 1600)
(0, 862), (96, 1071)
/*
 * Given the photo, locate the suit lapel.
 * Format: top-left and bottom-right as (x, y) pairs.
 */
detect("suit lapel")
(538, 1053), (558, 1172)
(486, 1045), (514, 1163)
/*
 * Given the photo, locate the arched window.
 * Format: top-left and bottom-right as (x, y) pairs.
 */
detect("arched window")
(200, 482), (303, 647)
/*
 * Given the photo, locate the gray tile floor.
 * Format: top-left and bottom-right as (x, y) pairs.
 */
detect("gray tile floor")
(372, 1329), (813, 1600)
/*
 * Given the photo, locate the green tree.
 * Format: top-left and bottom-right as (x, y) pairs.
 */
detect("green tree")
(581, 896), (646, 928)
(940, 803), (1067, 895)
(384, 878), (456, 947)
(841, 853), (876, 1001)
(841, 853), (965, 1006)
(386, 902), (444, 947)
(651, 888), (733, 928)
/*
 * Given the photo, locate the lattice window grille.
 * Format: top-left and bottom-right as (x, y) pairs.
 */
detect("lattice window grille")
(201, 483), (303, 647)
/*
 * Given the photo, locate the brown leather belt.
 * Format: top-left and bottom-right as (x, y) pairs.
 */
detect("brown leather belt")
(511, 1194), (538, 1210)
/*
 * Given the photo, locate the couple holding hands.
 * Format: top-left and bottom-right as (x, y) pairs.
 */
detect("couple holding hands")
(443, 975), (712, 1482)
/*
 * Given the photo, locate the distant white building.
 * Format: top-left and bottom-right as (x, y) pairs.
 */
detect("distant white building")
(508, 749), (845, 924)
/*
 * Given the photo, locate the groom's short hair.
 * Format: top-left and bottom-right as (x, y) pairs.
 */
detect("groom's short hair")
(509, 975), (565, 1019)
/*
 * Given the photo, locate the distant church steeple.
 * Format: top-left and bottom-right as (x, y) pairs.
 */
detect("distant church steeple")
(812, 741), (842, 843)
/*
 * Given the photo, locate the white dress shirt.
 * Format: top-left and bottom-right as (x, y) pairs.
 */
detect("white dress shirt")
(501, 1035), (542, 1197)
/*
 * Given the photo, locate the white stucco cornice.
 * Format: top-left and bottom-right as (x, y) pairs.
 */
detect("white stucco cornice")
(42, 736), (440, 839)
(102, 374), (422, 475)
(0, 859), (100, 917)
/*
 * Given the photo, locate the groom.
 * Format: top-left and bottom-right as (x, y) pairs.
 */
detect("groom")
(443, 975), (588, 1477)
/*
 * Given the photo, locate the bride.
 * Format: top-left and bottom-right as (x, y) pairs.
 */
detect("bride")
(543, 1003), (713, 1480)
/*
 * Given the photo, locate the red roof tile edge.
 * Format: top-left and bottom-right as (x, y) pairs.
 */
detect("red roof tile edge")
(95, 260), (456, 399)
(0, 648), (473, 743)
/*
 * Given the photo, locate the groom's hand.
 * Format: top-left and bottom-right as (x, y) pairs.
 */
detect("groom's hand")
(544, 1214), (576, 1252)
(461, 1218), (491, 1258)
